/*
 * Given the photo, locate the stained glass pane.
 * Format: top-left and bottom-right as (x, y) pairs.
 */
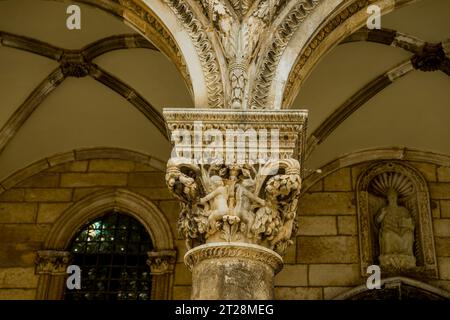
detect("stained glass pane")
(64, 211), (153, 300)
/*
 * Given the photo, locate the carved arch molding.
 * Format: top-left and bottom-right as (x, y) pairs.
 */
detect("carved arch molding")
(356, 161), (438, 278)
(47, 0), (419, 109)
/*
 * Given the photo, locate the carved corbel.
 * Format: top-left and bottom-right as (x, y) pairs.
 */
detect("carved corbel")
(147, 250), (177, 299)
(35, 250), (72, 300)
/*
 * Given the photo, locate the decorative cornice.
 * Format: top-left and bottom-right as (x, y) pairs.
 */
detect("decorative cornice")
(147, 249), (177, 275)
(35, 250), (72, 275)
(163, 108), (308, 124)
(184, 242), (283, 273)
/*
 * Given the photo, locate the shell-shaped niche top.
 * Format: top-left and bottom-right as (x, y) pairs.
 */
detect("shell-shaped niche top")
(369, 171), (415, 200)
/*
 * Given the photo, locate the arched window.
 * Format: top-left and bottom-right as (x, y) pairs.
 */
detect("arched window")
(64, 211), (153, 300)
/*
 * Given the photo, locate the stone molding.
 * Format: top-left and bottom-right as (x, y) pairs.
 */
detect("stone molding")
(147, 250), (178, 275)
(35, 250), (72, 275)
(184, 242), (283, 274)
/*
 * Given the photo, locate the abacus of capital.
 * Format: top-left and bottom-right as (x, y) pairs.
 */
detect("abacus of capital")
(164, 109), (307, 299)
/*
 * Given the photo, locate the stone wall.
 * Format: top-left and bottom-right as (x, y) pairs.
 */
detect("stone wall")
(0, 151), (449, 300)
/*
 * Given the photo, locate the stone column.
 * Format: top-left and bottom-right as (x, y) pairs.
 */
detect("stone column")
(35, 250), (72, 300)
(163, 109), (307, 300)
(147, 249), (177, 300)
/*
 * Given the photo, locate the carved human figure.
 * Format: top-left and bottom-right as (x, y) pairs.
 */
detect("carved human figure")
(375, 188), (416, 268)
(200, 175), (229, 231)
(235, 179), (266, 238)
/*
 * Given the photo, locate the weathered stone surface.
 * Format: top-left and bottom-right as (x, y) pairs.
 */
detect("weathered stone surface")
(438, 257), (450, 280)
(437, 166), (450, 182)
(274, 287), (322, 300)
(441, 200), (450, 218)
(2, 160), (49, 189)
(48, 161), (88, 173)
(428, 280), (450, 293)
(187, 243), (282, 300)
(0, 243), (39, 267)
(0, 224), (51, 243)
(429, 183), (450, 199)
(274, 264), (307, 286)
(436, 238), (450, 257)
(337, 216), (357, 235)
(134, 162), (159, 172)
(0, 289), (36, 300)
(410, 162), (437, 182)
(431, 200), (441, 218)
(323, 286), (352, 300)
(298, 192), (355, 215)
(158, 200), (180, 236)
(297, 216), (337, 236)
(309, 264), (360, 286)
(433, 219), (450, 237)
(174, 263), (192, 286)
(0, 189), (25, 202)
(351, 163), (369, 190)
(175, 240), (188, 263)
(172, 286), (191, 300)
(283, 237), (296, 264)
(60, 173), (127, 187)
(24, 189), (72, 202)
(72, 188), (104, 201)
(324, 168), (351, 191)
(17, 173), (59, 188)
(128, 172), (166, 187)
(37, 203), (72, 223)
(88, 159), (135, 172)
(129, 187), (174, 200)
(47, 151), (75, 167)
(148, 157), (166, 172)
(0, 268), (38, 288)
(306, 181), (323, 192)
(0, 203), (37, 223)
(297, 236), (358, 264)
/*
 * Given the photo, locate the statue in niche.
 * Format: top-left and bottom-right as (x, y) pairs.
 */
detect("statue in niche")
(375, 187), (416, 270)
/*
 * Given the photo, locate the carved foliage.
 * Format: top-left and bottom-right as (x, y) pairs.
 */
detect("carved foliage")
(147, 250), (177, 275)
(356, 161), (438, 278)
(35, 250), (72, 275)
(166, 158), (301, 255)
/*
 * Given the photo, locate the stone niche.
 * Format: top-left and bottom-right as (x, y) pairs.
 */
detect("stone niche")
(356, 161), (437, 278)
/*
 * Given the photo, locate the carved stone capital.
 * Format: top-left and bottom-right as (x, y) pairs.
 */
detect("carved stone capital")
(35, 250), (72, 275)
(164, 109), (307, 256)
(146, 250), (177, 275)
